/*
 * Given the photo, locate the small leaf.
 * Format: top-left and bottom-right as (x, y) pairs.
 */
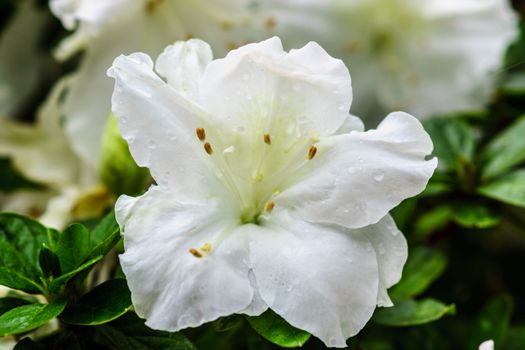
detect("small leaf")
(479, 170), (525, 208)
(468, 295), (513, 350)
(48, 255), (104, 294)
(0, 299), (66, 336)
(55, 224), (90, 273)
(373, 299), (455, 327)
(481, 115), (525, 179)
(0, 240), (45, 294)
(0, 297), (31, 315)
(246, 310), (311, 348)
(423, 118), (477, 171)
(413, 205), (453, 240)
(90, 210), (119, 247)
(93, 312), (196, 350)
(390, 247), (447, 300)
(61, 279), (132, 326)
(38, 247), (61, 278)
(451, 203), (501, 229)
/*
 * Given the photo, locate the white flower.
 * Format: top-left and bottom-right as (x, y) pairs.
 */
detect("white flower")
(479, 340), (495, 350)
(258, 0), (518, 121)
(109, 37), (437, 347)
(0, 78), (109, 229)
(49, 0), (265, 170)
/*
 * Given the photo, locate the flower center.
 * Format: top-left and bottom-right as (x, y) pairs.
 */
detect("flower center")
(341, 0), (425, 72)
(195, 111), (319, 225)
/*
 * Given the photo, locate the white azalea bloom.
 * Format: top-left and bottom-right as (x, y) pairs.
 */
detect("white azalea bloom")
(50, 0), (265, 170)
(257, 0), (518, 121)
(109, 37), (437, 347)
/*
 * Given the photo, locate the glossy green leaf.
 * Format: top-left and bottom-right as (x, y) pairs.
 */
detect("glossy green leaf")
(0, 299), (66, 336)
(413, 205), (453, 240)
(93, 312), (196, 350)
(55, 224), (90, 273)
(482, 116), (525, 179)
(61, 279), (132, 325)
(390, 247), (447, 300)
(48, 255), (104, 294)
(479, 170), (525, 208)
(373, 299), (455, 327)
(38, 247), (61, 278)
(246, 310), (311, 348)
(468, 295), (513, 350)
(423, 118), (477, 171)
(0, 240), (44, 293)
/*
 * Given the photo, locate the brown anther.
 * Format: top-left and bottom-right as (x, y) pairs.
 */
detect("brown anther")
(307, 145), (317, 160)
(263, 133), (271, 145)
(204, 142), (213, 155)
(189, 248), (202, 258)
(196, 128), (206, 141)
(265, 17), (276, 30)
(265, 201), (275, 213)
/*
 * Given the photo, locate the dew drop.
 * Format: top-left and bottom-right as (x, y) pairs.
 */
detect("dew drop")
(373, 170), (385, 182)
(347, 167), (356, 174)
(337, 104), (347, 112)
(147, 140), (156, 149)
(125, 136), (135, 143)
(241, 73), (250, 81)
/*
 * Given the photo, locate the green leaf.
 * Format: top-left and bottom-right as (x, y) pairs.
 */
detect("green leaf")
(246, 310), (311, 348)
(413, 205), (453, 240)
(48, 255), (104, 294)
(55, 224), (90, 273)
(0, 299), (66, 336)
(0, 297), (30, 315)
(390, 247), (447, 300)
(61, 279), (132, 326)
(469, 295), (513, 350)
(38, 247), (61, 278)
(93, 312), (196, 350)
(423, 118), (477, 171)
(100, 114), (150, 196)
(479, 170), (525, 208)
(450, 203), (501, 229)
(0, 213), (58, 293)
(90, 210), (119, 246)
(373, 299), (455, 327)
(481, 116), (525, 179)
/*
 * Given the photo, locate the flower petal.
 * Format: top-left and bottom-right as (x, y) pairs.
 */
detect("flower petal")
(199, 37), (351, 136)
(155, 39), (213, 100)
(249, 210), (379, 347)
(359, 215), (407, 307)
(278, 112), (437, 229)
(116, 186), (254, 331)
(108, 53), (222, 199)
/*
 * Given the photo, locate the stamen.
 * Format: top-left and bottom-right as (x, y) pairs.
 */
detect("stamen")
(265, 201), (275, 213)
(263, 133), (271, 145)
(204, 142), (213, 155)
(189, 248), (202, 258)
(196, 128), (206, 141)
(307, 145), (318, 160)
(201, 243), (212, 252)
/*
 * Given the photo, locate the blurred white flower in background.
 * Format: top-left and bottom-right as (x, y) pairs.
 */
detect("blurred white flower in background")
(50, 0), (266, 171)
(0, 0), (48, 119)
(0, 78), (108, 229)
(109, 37), (436, 347)
(259, 0), (518, 123)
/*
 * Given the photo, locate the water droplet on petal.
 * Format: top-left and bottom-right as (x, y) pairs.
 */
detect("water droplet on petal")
(373, 170), (385, 182)
(241, 73), (250, 81)
(147, 140), (156, 149)
(347, 167), (356, 174)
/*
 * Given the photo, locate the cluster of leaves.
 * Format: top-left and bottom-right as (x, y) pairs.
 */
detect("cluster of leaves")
(0, 212), (195, 349)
